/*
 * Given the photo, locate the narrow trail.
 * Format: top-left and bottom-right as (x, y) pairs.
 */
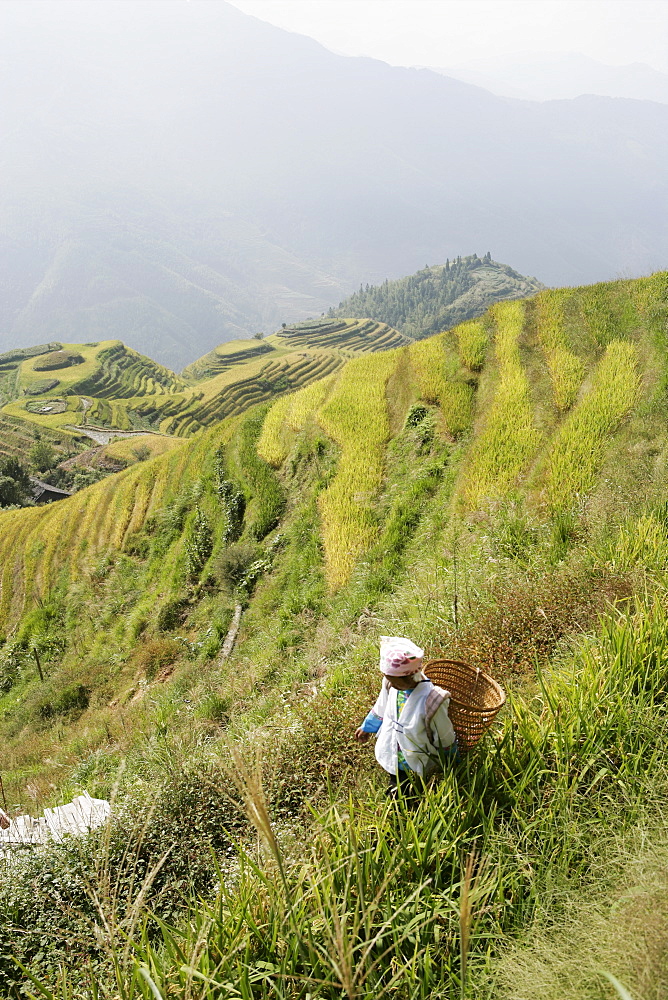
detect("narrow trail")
(66, 426), (163, 446)
(218, 603), (244, 664)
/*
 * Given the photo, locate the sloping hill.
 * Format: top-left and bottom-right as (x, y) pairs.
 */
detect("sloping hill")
(3, 272), (668, 995)
(330, 254), (544, 339)
(0, 318), (406, 445)
(270, 317), (412, 353)
(181, 338), (275, 381)
(0, 271), (664, 634)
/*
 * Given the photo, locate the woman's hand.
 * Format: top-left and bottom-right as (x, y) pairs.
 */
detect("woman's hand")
(355, 727), (372, 743)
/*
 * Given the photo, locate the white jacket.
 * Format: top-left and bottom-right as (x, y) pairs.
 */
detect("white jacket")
(371, 679), (456, 776)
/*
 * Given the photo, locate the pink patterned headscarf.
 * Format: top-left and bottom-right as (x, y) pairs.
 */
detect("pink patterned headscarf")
(379, 636), (424, 676)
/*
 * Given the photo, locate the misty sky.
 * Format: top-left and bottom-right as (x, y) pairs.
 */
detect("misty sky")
(227, 0), (668, 73)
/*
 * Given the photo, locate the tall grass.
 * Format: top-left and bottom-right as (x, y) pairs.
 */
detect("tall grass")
(409, 335), (474, 436)
(317, 352), (397, 590)
(454, 319), (488, 371)
(579, 282), (637, 347)
(22, 592), (668, 999)
(462, 301), (541, 507)
(544, 340), (640, 511)
(257, 374), (337, 467)
(534, 290), (585, 410)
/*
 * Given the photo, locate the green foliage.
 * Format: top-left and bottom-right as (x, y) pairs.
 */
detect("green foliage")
(132, 443), (151, 461)
(0, 455), (32, 507)
(214, 447), (246, 542)
(132, 638), (182, 680)
(155, 598), (188, 632)
(215, 541), (262, 590)
(237, 407), (286, 540)
(37, 682), (91, 720)
(0, 641), (24, 693)
(16, 594), (668, 998)
(0, 343), (61, 367)
(29, 439), (58, 472)
(184, 506), (213, 581)
(0, 764), (244, 994)
(33, 349), (84, 371)
(23, 378), (60, 396)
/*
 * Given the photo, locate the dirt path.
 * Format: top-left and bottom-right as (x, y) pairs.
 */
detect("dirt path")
(66, 426), (163, 446)
(218, 603), (244, 664)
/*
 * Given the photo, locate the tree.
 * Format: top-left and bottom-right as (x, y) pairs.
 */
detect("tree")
(29, 440), (57, 473)
(0, 457), (32, 507)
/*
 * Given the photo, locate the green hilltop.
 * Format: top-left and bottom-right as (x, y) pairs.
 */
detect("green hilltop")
(1, 273), (668, 996)
(330, 253), (544, 340)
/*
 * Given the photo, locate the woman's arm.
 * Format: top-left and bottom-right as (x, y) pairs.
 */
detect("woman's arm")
(355, 709), (383, 742)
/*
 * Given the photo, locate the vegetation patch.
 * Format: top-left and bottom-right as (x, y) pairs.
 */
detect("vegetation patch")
(33, 349), (85, 371)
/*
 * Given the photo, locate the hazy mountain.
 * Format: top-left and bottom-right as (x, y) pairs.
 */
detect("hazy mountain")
(3, 2), (668, 368)
(438, 52), (668, 104)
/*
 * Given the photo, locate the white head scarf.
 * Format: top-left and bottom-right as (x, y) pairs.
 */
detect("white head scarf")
(379, 636), (424, 676)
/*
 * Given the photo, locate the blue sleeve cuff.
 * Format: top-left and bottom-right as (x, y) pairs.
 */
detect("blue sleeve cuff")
(360, 711), (382, 734)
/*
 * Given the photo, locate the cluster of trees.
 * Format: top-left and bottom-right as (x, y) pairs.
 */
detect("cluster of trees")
(330, 253), (499, 340)
(0, 440), (100, 509)
(0, 457), (33, 508)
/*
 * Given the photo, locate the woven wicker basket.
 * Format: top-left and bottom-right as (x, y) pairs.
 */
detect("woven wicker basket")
(424, 659), (506, 752)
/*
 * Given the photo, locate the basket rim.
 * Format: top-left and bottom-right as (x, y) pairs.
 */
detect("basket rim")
(424, 658), (506, 711)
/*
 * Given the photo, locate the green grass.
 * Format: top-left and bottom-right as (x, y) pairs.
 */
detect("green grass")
(13, 589), (668, 999)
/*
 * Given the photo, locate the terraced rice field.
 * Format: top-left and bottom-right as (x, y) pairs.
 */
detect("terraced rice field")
(2, 276), (660, 605)
(274, 317), (411, 353)
(182, 339), (275, 381)
(69, 342), (186, 398)
(2, 318), (409, 448)
(543, 340), (641, 510)
(317, 351), (398, 590)
(152, 351), (344, 437)
(0, 413), (76, 462)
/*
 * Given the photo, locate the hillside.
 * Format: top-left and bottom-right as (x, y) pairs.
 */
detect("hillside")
(0, 318), (406, 456)
(2, 272), (668, 995)
(4, 2), (668, 366)
(331, 254), (544, 339)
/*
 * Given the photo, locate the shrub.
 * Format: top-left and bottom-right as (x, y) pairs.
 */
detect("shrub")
(37, 683), (91, 720)
(156, 598), (188, 632)
(32, 349), (84, 371)
(185, 506), (213, 581)
(29, 439), (58, 472)
(215, 542), (262, 590)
